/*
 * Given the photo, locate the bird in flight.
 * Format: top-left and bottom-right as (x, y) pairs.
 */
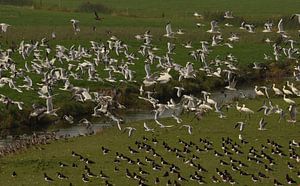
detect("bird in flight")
(94, 12), (104, 21)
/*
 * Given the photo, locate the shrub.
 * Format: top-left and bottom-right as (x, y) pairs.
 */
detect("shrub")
(0, 0), (33, 6)
(76, 2), (111, 14)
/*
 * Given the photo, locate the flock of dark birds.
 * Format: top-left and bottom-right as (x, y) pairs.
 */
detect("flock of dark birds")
(0, 8), (299, 185)
(37, 135), (299, 186)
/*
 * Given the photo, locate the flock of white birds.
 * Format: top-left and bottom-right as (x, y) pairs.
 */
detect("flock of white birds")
(0, 9), (300, 186)
(0, 11), (299, 136)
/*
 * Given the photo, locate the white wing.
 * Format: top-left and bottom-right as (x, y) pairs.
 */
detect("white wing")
(277, 19), (284, 33)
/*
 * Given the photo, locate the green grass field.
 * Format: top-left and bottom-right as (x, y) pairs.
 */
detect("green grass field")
(0, 98), (299, 185)
(0, 1), (300, 185)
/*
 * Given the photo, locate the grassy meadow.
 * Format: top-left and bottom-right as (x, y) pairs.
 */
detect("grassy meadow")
(0, 0), (299, 185)
(0, 97), (299, 185)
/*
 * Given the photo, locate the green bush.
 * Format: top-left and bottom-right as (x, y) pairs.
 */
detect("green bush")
(76, 2), (111, 14)
(0, 0), (33, 6)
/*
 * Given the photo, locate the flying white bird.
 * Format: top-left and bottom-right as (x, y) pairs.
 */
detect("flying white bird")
(277, 18), (285, 33)
(63, 115), (74, 124)
(123, 127), (136, 137)
(155, 119), (174, 128)
(143, 122), (154, 132)
(180, 125), (193, 135)
(164, 22), (174, 38)
(258, 118), (267, 130)
(70, 19), (80, 33)
(234, 121), (245, 132)
(207, 20), (220, 33)
(0, 23), (10, 32)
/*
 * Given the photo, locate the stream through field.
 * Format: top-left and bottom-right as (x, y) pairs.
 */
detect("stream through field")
(0, 88), (256, 148)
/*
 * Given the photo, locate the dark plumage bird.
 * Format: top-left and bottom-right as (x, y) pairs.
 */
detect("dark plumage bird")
(286, 174), (296, 184)
(82, 174), (90, 183)
(154, 177), (160, 184)
(11, 171), (17, 177)
(94, 12), (103, 21)
(102, 146), (110, 155)
(44, 173), (54, 182)
(274, 179), (283, 186)
(105, 180), (113, 186)
(59, 161), (68, 167)
(99, 170), (109, 179)
(57, 172), (68, 180)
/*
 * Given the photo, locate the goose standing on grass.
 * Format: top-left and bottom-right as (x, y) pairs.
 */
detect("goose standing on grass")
(282, 85), (293, 95)
(283, 94), (295, 105)
(240, 104), (254, 118)
(254, 86), (265, 97)
(272, 83), (283, 95)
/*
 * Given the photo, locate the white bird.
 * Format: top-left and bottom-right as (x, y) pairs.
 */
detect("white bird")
(254, 86), (265, 97)
(164, 22), (174, 38)
(240, 104), (254, 118)
(263, 21), (273, 32)
(45, 95), (59, 116)
(258, 118), (267, 130)
(0, 23), (10, 32)
(181, 125), (192, 135)
(283, 94), (295, 105)
(272, 83), (283, 95)
(253, 62), (262, 70)
(51, 32), (56, 39)
(155, 119), (174, 128)
(224, 11), (234, 19)
(207, 20), (220, 33)
(225, 77), (237, 91)
(174, 86), (184, 97)
(234, 121), (245, 132)
(171, 114), (182, 123)
(144, 62), (151, 79)
(70, 19), (80, 33)
(157, 68), (172, 84)
(143, 122), (154, 132)
(63, 115), (74, 124)
(277, 18), (285, 33)
(282, 85), (293, 95)
(11, 101), (24, 110)
(206, 95), (217, 105)
(124, 127), (136, 137)
(193, 12), (203, 18)
(288, 104), (297, 123)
